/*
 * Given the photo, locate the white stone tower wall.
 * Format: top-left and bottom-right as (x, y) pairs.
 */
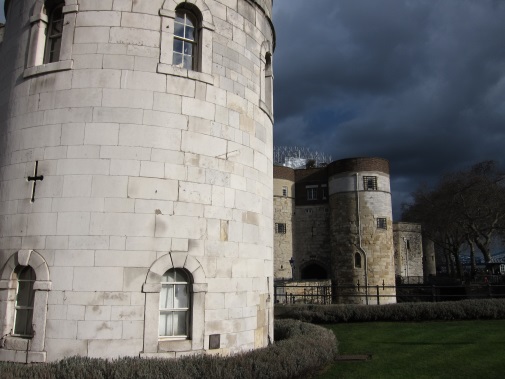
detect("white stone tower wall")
(0, 0), (274, 362)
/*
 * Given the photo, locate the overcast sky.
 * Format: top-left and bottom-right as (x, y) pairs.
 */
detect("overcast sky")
(273, 0), (505, 218)
(2, 1), (505, 218)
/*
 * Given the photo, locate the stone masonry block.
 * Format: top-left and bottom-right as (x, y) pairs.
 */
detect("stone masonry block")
(179, 182), (212, 205)
(128, 177), (178, 201)
(102, 89), (153, 109)
(181, 131), (227, 158)
(56, 212), (91, 236)
(89, 213), (155, 237)
(155, 215), (207, 239)
(119, 124), (181, 150)
(76, 11), (121, 27)
(84, 123), (119, 146)
(73, 267), (124, 291)
(91, 175), (128, 198)
(110, 27), (160, 47)
(182, 97), (216, 121)
(77, 321), (123, 340)
(72, 69), (121, 89)
(143, 110), (187, 130)
(74, 27), (111, 44)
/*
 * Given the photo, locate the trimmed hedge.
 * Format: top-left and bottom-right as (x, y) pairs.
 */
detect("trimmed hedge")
(275, 299), (505, 324)
(0, 319), (338, 379)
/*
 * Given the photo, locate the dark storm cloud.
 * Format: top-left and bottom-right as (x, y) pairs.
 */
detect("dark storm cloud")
(273, 0), (505, 217)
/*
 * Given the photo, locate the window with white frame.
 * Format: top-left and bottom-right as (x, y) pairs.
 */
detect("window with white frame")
(173, 9), (198, 70)
(282, 186), (288, 197)
(321, 184), (328, 200)
(307, 187), (318, 201)
(13, 266), (36, 337)
(500, 264), (505, 275)
(24, 0), (76, 77)
(44, 2), (64, 63)
(275, 223), (287, 234)
(159, 269), (190, 339)
(377, 217), (387, 230)
(363, 176), (378, 191)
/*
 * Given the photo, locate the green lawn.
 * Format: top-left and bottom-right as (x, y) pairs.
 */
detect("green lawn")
(316, 320), (505, 379)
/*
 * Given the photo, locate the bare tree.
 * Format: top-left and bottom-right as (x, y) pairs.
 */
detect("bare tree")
(402, 161), (505, 278)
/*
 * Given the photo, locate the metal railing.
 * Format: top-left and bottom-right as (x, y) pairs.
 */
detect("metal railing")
(274, 282), (505, 305)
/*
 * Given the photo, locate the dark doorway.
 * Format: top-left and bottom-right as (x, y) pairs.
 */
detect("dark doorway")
(301, 264), (328, 280)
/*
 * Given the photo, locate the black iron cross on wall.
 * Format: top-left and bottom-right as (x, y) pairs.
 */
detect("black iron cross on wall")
(27, 161), (44, 202)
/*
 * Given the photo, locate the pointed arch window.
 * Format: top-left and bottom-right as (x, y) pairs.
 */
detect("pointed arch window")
(173, 9), (198, 70)
(13, 266), (36, 337)
(159, 269), (191, 338)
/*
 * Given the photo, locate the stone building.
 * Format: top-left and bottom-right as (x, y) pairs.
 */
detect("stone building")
(0, 0), (275, 363)
(274, 157), (432, 304)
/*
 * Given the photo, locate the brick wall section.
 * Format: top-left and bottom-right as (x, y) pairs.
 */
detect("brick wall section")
(273, 165), (295, 181)
(328, 157), (390, 176)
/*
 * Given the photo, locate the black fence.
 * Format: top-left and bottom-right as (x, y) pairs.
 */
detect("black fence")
(274, 281), (505, 305)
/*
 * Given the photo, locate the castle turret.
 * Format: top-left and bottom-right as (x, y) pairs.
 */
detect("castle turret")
(0, 0), (274, 362)
(328, 158), (396, 304)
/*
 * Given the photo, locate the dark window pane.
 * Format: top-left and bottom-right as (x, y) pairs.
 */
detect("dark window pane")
(183, 41), (193, 55)
(174, 22), (185, 38)
(185, 26), (195, 41)
(173, 52), (183, 66)
(173, 38), (183, 53)
(175, 11), (185, 23)
(175, 284), (189, 308)
(174, 311), (187, 335)
(14, 309), (33, 335)
(183, 55), (193, 70)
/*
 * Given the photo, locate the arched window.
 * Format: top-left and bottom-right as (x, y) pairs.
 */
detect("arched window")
(44, 2), (64, 63)
(354, 253), (362, 269)
(159, 269), (191, 338)
(13, 266), (36, 337)
(173, 9), (198, 71)
(265, 52), (273, 113)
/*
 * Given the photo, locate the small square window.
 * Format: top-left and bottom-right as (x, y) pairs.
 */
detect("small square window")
(275, 223), (287, 234)
(282, 186), (288, 197)
(377, 218), (387, 229)
(363, 176), (378, 191)
(307, 187), (318, 200)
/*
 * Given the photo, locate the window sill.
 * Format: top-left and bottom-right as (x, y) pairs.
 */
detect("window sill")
(2, 336), (32, 351)
(24, 60), (73, 79)
(157, 63), (214, 85)
(158, 338), (192, 352)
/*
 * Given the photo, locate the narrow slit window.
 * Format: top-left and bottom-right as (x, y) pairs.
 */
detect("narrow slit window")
(354, 253), (362, 269)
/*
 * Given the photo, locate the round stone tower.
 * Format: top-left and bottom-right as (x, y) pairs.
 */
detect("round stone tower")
(328, 158), (396, 305)
(0, 0), (274, 362)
